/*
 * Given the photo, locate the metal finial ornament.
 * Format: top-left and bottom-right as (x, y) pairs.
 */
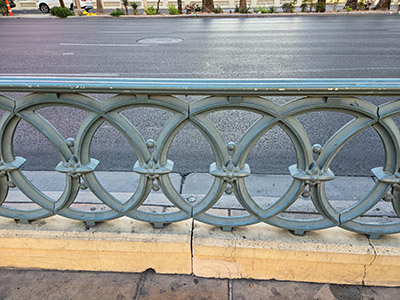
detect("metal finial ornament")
(66, 138), (75, 147)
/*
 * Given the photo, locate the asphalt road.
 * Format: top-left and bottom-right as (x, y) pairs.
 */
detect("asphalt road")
(1, 16), (400, 78)
(0, 16), (399, 176)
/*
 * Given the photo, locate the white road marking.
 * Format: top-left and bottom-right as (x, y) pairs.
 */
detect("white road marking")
(97, 31), (159, 34)
(0, 73), (121, 77)
(62, 53), (74, 56)
(60, 43), (150, 47)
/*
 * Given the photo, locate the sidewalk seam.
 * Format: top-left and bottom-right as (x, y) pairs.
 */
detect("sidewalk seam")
(133, 269), (151, 300)
(228, 279), (233, 300)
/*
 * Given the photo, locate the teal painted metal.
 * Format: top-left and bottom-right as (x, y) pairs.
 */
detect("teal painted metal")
(1, 77), (400, 95)
(0, 77), (400, 238)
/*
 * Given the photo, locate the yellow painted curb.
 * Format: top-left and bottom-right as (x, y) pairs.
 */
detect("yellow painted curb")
(192, 222), (400, 287)
(1, 216), (399, 286)
(0, 216), (192, 274)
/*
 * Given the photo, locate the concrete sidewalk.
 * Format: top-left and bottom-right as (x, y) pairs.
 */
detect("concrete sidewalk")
(1, 171), (399, 292)
(4, 171), (396, 222)
(0, 268), (399, 300)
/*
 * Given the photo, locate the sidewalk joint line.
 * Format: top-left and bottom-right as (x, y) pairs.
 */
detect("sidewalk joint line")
(133, 269), (152, 300)
(228, 279), (233, 300)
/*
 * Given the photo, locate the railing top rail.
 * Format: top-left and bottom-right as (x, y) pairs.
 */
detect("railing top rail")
(0, 77), (400, 96)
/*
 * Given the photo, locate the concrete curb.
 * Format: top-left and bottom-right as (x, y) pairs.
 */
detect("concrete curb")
(1, 10), (400, 19)
(0, 216), (399, 286)
(193, 222), (400, 286)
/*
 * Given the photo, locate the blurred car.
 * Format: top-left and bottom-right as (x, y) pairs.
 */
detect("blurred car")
(37, 0), (93, 13)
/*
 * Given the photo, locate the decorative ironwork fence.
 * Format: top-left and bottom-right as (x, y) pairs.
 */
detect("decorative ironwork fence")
(1, 77), (400, 238)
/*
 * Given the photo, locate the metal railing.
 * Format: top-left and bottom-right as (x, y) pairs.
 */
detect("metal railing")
(1, 77), (400, 238)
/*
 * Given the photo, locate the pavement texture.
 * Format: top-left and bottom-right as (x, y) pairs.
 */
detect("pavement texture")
(0, 268), (399, 300)
(1, 174), (399, 296)
(2, 17), (400, 175)
(4, 171), (396, 223)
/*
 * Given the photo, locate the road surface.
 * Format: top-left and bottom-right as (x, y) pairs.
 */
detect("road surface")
(0, 16), (399, 175)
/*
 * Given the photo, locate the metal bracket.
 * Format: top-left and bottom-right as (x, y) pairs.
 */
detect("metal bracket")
(133, 158), (174, 180)
(55, 156), (99, 178)
(371, 167), (400, 184)
(210, 160), (251, 184)
(290, 229), (306, 236)
(324, 97), (342, 105)
(136, 95), (149, 102)
(221, 226), (233, 232)
(152, 222), (167, 229)
(289, 164), (335, 186)
(85, 220), (96, 228)
(0, 156), (26, 176)
(15, 218), (31, 224)
(228, 96), (242, 105)
(367, 233), (381, 240)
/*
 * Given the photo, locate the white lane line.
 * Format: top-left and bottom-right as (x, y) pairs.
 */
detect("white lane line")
(60, 43), (150, 47)
(62, 53), (74, 56)
(0, 73), (121, 77)
(97, 31), (159, 34)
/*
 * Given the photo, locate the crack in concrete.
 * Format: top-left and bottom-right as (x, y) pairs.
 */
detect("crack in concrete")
(368, 237), (378, 266)
(190, 217), (194, 275)
(362, 265), (367, 286)
(362, 236), (378, 286)
(179, 172), (190, 194)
